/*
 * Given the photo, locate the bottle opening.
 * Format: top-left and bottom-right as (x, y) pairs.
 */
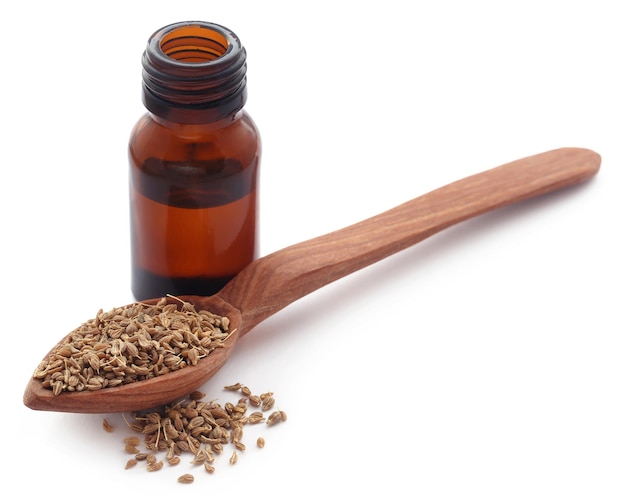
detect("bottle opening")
(142, 21), (248, 122)
(160, 25), (229, 63)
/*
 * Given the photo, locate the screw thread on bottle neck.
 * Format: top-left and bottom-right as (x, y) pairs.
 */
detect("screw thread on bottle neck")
(141, 21), (248, 124)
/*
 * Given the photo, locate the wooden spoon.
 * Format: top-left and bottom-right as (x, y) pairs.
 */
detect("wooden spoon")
(23, 147), (600, 413)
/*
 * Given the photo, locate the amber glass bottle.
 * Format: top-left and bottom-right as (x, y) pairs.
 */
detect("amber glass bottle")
(129, 21), (261, 301)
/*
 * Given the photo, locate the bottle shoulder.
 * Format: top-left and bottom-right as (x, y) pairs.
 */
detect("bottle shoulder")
(129, 111), (261, 165)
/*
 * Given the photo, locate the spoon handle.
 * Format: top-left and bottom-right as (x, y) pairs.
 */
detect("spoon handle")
(218, 147), (600, 333)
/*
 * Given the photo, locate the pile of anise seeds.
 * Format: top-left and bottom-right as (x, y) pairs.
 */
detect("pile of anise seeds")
(103, 383), (287, 483)
(32, 297), (231, 395)
(32, 297), (287, 482)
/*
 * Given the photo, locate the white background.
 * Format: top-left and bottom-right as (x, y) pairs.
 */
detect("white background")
(2, 1), (624, 495)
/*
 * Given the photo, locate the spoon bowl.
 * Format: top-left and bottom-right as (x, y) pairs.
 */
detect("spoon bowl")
(23, 148), (601, 413)
(24, 296), (243, 413)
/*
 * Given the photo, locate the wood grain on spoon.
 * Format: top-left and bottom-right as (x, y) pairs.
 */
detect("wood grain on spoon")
(23, 147), (601, 414)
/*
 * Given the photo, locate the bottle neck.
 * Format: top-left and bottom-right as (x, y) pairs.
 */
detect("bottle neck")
(141, 21), (248, 124)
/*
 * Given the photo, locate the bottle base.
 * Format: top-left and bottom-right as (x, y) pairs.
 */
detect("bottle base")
(131, 267), (234, 302)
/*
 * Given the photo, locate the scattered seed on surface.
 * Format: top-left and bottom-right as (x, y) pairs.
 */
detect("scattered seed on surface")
(248, 411), (265, 424)
(190, 451), (206, 465)
(124, 436), (140, 446)
(261, 395), (275, 412)
(177, 473), (194, 484)
(189, 390), (205, 401)
(266, 410), (284, 426)
(102, 419), (114, 432)
(125, 444), (139, 454)
(110, 382), (287, 482)
(147, 460), (164, 472)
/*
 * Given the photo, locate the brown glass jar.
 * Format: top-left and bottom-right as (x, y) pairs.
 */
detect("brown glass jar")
(129, 21), (261, 301)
